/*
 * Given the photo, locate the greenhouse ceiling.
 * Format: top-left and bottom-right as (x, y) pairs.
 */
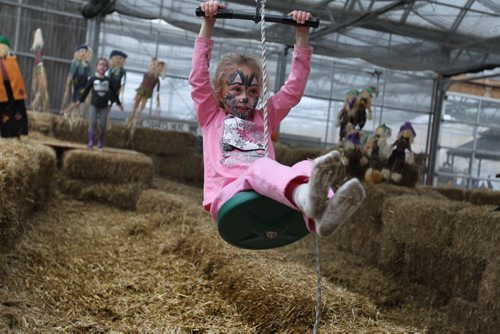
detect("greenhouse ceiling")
(81, 0), (500, 77)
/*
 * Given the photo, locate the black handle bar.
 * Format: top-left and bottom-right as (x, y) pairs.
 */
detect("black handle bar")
(195, 7), (320, 28)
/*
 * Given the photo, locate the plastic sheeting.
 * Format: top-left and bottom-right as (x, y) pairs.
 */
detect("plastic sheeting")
(108, 0), (500, 76)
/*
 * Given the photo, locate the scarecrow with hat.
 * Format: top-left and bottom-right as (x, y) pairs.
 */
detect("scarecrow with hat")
(384, 121), (416, 183)
(0, 35), (29, 138)
(357, 85), (378, 126)
(108, 49), (127, 100)
(106, 49), (128, 129)
(61, 43), (93, 119)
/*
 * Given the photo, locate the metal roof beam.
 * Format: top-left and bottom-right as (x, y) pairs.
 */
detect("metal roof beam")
(449, 0), (476, 34)
(310, 0), (416, 38)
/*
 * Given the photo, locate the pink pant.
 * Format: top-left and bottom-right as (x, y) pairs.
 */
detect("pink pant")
(209, 157), (316, 232)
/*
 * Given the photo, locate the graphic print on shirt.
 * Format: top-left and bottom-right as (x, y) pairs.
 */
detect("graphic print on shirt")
(221, 115), (265, 166)
(93, 79), (110, 97)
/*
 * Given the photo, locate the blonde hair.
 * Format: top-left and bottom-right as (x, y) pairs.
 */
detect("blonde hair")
(148, 57), (167, 79)
(213, 53), (262, 105)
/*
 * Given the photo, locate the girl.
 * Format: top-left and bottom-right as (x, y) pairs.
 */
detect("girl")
(190, 1), (366, 236)
(77, 58), (123, 149)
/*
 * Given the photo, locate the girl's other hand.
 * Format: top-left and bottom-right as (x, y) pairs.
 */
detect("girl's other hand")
(287, 10), (311, 25)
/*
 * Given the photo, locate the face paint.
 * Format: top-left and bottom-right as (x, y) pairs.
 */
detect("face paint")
(221, 68), (260, 120)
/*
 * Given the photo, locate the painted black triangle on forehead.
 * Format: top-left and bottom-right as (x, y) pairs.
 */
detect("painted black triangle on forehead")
(226, 69), (259, 87)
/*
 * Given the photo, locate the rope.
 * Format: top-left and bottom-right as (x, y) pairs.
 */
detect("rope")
(313, 233), (322, 333)
(258, 1), (322, 331)
(259, 0), (270, 158)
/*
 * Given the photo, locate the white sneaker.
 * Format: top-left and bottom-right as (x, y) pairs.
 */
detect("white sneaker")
(315, 178), (366, 237)
(296, 151), (341, 219)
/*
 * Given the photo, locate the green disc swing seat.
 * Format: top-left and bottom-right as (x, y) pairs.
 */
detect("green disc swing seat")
(217, 190), (309, 250)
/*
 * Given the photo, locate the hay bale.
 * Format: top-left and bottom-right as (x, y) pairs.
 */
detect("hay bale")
(478, 260), (500, 312)
(273, 141), (292, 165)
(129, 127), (196, 155)
(281, 146), (327, 166)
(381, 195), (468, 249)
(155, 153), (203, 186)
(62, 149), (153, 185)
(377, 233), (405, 276)
(415, 186), (448, 200)
(330, 183), (415, 265)
(136, 189), (184, 214)
(431, 187), (467, 202)
(0, 138), (56, 252)
(104, 122), (131, 149)
(27, 110), (56, 136)
(29, 141), (57, 207)
(452, 206), (500, 260)
(53, 117), (88, 144)
(377, 195), (472, 288)
(402, 246), (486, 303)
(466, 188), (500, 206)
(447, 297), (500, 333)
(58, 177), (147, 210)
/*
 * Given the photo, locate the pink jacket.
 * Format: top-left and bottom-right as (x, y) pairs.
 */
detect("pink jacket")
(189, 36), (312, 211)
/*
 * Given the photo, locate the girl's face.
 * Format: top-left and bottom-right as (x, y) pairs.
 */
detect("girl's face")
(96, 60), (108, 76)
(220, 65), (261, 119)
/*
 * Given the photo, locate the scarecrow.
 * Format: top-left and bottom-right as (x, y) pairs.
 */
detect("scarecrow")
(364, 123), (392, 184)
(61, 43), (93, 119)
(0, 35), (28, 138)
(30, 28), (50, 113)
(384, 121), (416, 183)
(106, 49), (127, 129)
(108, 49), (127, 100)
(337, 89), (358, 141)
(126, 57), (166, 129)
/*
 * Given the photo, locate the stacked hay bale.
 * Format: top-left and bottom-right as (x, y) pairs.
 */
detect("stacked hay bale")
(104, 122), (131, 148)
(130, 127), (203, 187)
(273, 141), (327, 166)
(449, 207), (500, 332)
(0, 138), (56, 254)
(29, 111), (204, 187)
(381, 195), (499, 332)
(319, 183), (499, 331)
(27, 110), (56, 136)
(59, 149), (154, 210)
(428, 186), (500, 205)
(330, 183), (417, 265)
(52, 117), (88, 144)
